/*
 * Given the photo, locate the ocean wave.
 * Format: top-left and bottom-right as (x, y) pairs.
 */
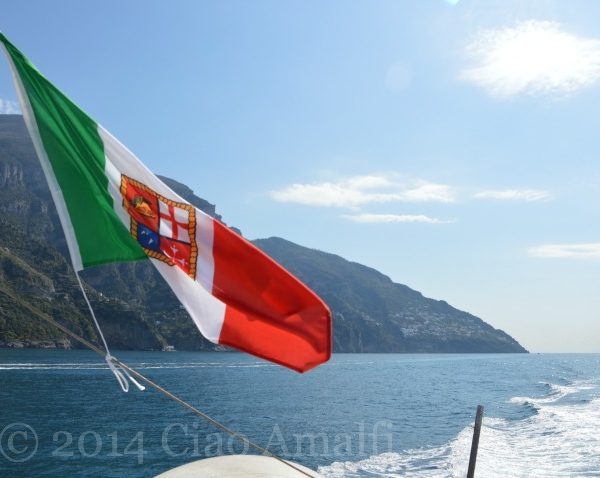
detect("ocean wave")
(510, 380), (596, 409)
(319, 382), (600, 478)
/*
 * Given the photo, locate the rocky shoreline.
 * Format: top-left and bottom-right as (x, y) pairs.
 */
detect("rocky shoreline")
(0, 338), (72, 349)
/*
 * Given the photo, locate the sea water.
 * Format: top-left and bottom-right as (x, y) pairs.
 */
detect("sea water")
(0, 351), (598, 477)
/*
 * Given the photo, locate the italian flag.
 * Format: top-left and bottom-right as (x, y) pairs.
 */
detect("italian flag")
(0, 33), (331, 373)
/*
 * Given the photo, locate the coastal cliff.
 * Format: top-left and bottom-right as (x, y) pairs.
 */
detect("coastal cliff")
(0, 115), (527, 353)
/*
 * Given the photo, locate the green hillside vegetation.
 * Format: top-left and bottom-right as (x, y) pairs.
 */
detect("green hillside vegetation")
(0, 115), (526, 353)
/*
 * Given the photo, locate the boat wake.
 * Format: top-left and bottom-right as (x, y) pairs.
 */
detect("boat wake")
(319, 380), (600, 478)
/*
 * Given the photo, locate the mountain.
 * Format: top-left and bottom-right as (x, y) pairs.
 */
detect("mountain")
(254, 238), (525, 352)
(0, 115), (526, 353)
(0, 115), (163, 350)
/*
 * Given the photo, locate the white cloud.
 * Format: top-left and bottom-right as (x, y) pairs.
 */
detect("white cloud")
(343, 213), (451, 224)
(403, 181), (456, 203)
(269, 180), (389, 208)
(270, 175), (456, 208)
(473, 189), (550, 201)
(461, 21), (600, 98)
(345, 175), (392, 190)
(0, 99), (20, 114)
(528, 243), (600, 259)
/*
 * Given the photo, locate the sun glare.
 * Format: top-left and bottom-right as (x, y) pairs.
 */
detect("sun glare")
(462, 21), (600, 97)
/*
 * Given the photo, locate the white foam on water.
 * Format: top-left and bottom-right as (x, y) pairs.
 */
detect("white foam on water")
(0, 361), (277, 370)
(510, 381), (597, 410)
(319, 381), (600, 478)
(0, 363), (103, 366)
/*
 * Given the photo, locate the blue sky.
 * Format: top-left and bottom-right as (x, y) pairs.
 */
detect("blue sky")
(1, 0), (599, 352)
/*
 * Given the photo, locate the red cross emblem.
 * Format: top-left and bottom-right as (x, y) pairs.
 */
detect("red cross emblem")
(120, 175), (198, 279)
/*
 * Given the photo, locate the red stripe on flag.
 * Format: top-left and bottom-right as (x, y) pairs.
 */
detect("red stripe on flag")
(211, 220), (332, 373)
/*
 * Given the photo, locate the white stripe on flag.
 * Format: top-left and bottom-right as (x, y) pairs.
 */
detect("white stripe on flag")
(97, 125), (225, 342)
(152, 259), (225, 342)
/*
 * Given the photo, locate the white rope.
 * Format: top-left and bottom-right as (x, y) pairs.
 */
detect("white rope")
(105, 354), (145, 392)
(75, 271), (144, 392)
(0, 285), (318, 478)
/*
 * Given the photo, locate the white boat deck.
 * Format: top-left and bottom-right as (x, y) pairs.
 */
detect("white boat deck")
(155, 454), (323, 478)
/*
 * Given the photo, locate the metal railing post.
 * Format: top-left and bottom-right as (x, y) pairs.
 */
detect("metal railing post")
(467, 405), (484, 478)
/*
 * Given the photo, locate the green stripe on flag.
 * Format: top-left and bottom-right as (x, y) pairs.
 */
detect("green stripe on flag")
(0, 34), (146, 268)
